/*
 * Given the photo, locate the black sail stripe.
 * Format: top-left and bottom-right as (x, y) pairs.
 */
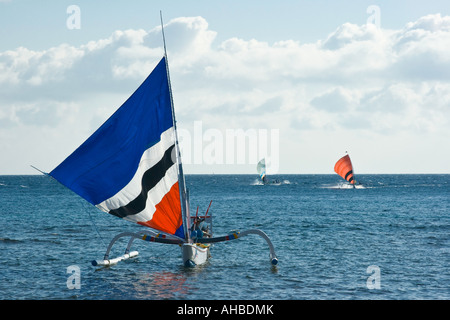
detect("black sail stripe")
(344, 170), (353, 181)
(109, 144), (176, 219)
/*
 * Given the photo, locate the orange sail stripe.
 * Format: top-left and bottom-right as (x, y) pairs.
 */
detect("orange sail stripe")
(334, 155), (355, 184)
(138, 182), (182, 235)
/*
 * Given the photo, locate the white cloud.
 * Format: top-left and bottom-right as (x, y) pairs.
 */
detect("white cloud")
(310, 87), (358, 113)
(1, 15), (449, 174)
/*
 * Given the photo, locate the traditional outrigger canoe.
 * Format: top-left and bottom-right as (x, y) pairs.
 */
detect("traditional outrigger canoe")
(41, 14), (277, 268)
(334, 153), (357, 188)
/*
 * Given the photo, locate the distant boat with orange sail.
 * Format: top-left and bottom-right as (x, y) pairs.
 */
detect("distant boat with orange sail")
(334, 153), (357, 188)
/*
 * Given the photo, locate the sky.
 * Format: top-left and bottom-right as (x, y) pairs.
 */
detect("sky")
(1, 0), (450, 175)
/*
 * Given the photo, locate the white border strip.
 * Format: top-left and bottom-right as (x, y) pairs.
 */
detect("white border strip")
(97, 127), (175, 211)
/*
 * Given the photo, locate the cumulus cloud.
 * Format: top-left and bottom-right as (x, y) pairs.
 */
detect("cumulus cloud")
(1, 14), (449, 173)
(310, 87), (358, 113)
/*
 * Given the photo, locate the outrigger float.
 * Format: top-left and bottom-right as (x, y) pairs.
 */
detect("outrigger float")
(42, 13), (277, 268)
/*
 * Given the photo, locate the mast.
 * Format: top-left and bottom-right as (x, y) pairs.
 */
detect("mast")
(347, 152), (356, 188)
(160, 11), (191, 241)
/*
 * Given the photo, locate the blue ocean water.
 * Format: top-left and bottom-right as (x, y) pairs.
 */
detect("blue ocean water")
(0, 174), (448, 300)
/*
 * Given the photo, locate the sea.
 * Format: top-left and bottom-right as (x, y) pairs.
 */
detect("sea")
(0, 174), (448, 301)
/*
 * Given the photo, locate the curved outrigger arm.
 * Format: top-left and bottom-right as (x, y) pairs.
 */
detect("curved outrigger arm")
(92, 229), (278, 267)
(91, 230), (183, 267)
(197, 229), (278, 265)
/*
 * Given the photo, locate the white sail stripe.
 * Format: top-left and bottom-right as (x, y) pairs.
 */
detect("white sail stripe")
(97, 127), (175, 210)
(121, 164), (179, 224)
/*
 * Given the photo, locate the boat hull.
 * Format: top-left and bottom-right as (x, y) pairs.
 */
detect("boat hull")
(182, 243), (210, 267)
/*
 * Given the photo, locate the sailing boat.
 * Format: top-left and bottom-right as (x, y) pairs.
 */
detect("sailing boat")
(256, 158), (267, 184)
(334, 153), (357, 187)
(44, 18), (277, 268)
(256, 158), (280, 185)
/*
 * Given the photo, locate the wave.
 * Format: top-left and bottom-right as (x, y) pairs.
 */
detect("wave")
(0, 237), (21, 243)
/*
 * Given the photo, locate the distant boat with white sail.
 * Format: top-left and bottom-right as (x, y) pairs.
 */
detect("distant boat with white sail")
(256, 158), (280, 185)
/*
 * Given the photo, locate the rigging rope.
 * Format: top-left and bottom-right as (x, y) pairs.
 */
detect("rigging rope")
(81, 199), (108, 248)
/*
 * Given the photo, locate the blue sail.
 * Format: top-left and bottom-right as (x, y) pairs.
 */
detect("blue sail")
(50, 57), (184, 238)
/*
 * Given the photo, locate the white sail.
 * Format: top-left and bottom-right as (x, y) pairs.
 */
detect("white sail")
(257, 158), (266, 180)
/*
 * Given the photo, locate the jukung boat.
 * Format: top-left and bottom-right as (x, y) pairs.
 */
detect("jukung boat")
(42, 16), (277, 268)
(256, 158), (280, 185)
(257, 158), (267, 183)
(334, 153), (357, 188)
